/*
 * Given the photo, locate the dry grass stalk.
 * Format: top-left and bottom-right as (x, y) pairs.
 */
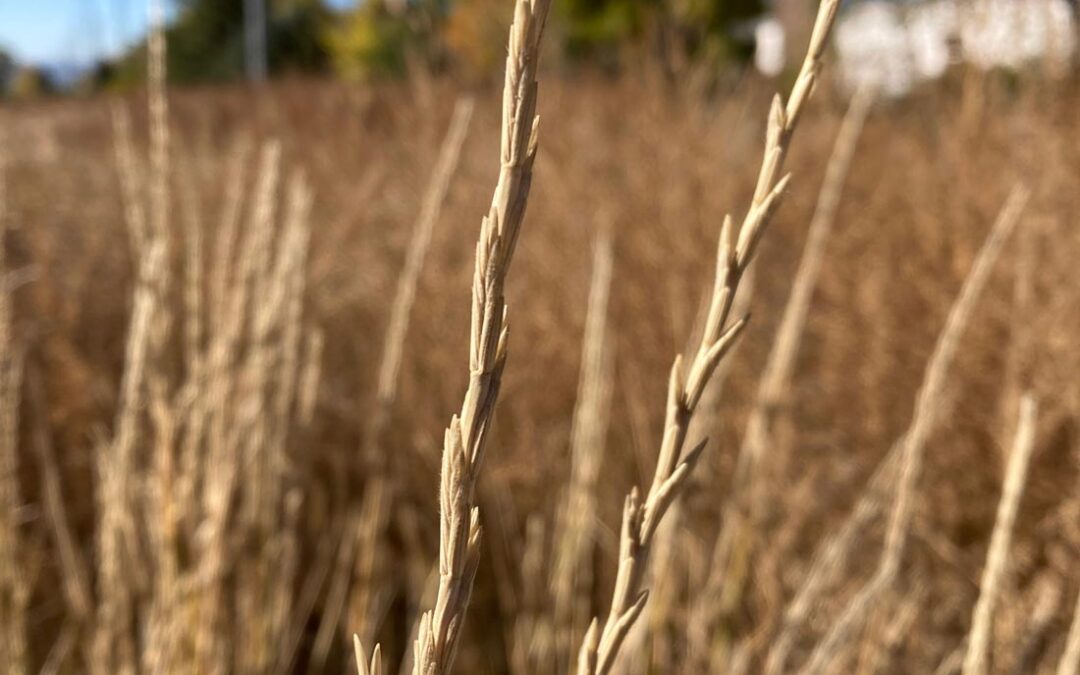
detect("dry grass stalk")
(998, 208), (1036, 447)
(855, 586), (924, 675)
(145, 0), (174, 385)
(0, 127), (29, 675)
(684, 269), (756, 668)
(704, 81), (875, 667)
(210, 136), (253, 321)
(937, 647), (966, 675)
(101, 91), (315, 671)
(298, 325), (324, 426)
(27, 371), (93, 621)
(172, 138), (251, 523)
(142, 384), (183, 675)
(1061, 588), (1080, 675)
(187, 143), (285, 675)
(93, 6), (171, 668)
(341, 96), (475, 657)
(39, 620), (79, 675)
(375, 97), (475, 416)
(148, 0), (169, 248)
(179, 160), (205, 384)
(551, 225), (615, 669)
(410, 1), (552, 672)
(234, 170), (313, 675)
(355, 636), (384, 675)
(962, 394), (1039, 675)
(276, 525), (341, 675)
(512, 515), (556, 675)
(311, 509), (362, 670)
(798, 186), (1031, 675)
(1007, 576), (1061, 675)
(575, 3), (841, 673)
(764, 435), (902, 674)
(110, 104), (148, 255)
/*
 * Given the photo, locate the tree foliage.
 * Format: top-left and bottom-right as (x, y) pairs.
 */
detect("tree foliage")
(100, 0), (332, 87)
(92, 0), (767, 86)
(0, 48), (14, 96)
(324, 4), (419, 79)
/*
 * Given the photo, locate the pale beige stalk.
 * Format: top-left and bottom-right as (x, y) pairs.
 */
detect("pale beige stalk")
(411, 1), (552, 672)
(110, 105), (148, 255)
(355, 636), (384, 675)
(685, 268), (756, 669)
(551, 225), (615, 670)
(190, 145), (283, 675)
(94, 5), (171, 669)
(764, 435), (902, 674)
(576, 2), (841, 673)
(233, 169), (313, 675)
(512, 515), (556, 675)
(1059, 588), (1080, 675)
(210, 136), (252, 321)
(39, 621), (79, 675)
(179, 160), (205, 383)
(799, 187), (1031, 675)
(705, 82), (874, 667)
(344, 97), (474, 656)
(963, 395), (1038, 675)
(312, 505), (365, 671)
(855, 586), (923, 675)
(27, 372), (93, 621)
(1008, 576), (1061, 675)
(298, 326), (324, 426)
(0, 127), (28, 675)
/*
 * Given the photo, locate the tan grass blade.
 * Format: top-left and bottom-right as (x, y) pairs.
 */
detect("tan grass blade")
(575, 2), (842, 673)
(797, 186), (1031, 675)
(552, 224), (615, 668)
(93, 6), (171, 668)
(1060, 587), (1080, 675)
(0, 127), (29, 675)
(355, 636), (384, 675)
(410, 1), (553, 672)
(346, 96), (475, 655)
(962, 395), (1039, 675)
(704, 82), (875, 669)
(27, 371), (93, 621)
(764, 435), (902, 674)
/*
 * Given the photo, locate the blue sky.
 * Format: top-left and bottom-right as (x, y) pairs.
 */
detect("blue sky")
(0, 0), (357, 66)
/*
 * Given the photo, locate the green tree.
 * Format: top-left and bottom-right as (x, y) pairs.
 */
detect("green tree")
(325, 0), (453, 79)
(556, 0), (647, 60)
(9, 66), (57, 100)
(99, 0), (331, 88)
(0, 48), (14, 96)
(543, 0), (764, 67)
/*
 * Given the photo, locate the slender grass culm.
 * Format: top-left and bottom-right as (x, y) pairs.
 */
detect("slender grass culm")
(312, 97), (474, 672)
(352, 0), (555, 672)
(762, 190), (1030, 675)
(1062, 589), (1080, 675)
(550, 224), (615, 671)
(0, 120), (30, 675)
(796, 186), (1030, 675)
(575, 2), (842, 674)
(94, 3), (170, 671)
(962, 395), (1039, 675)
(701, 82), (875, 670)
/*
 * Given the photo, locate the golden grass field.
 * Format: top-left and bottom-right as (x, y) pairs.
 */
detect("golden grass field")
(1, 6), (1080, 673)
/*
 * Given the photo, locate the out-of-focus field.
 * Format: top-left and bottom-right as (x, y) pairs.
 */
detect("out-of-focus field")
(1, 71), (1079, 674)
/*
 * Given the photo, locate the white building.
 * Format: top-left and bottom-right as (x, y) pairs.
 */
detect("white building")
(778, 0), (1078, 96)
